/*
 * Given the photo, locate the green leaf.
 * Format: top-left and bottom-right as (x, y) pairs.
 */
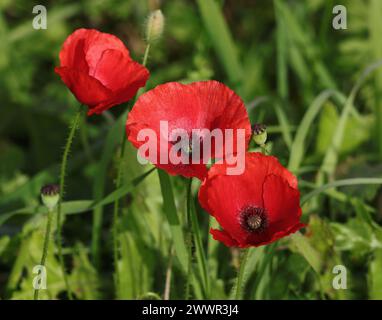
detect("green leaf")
(315, 102), (374, 157)
(319, 60), (382, 178)
(288, 90), (340, 173)
(70, 243), (101, 299)
(290, 232), (322, 273)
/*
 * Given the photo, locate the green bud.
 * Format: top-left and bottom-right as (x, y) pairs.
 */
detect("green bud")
(41, 184), (60, 211)
(145, 10), (165, 44)
(252, 124), (267, 146)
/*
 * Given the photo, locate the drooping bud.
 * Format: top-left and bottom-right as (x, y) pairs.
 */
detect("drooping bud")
(145, 10), (165, 44)
(251, 123), (267, 146)
(41, 184), (60, 211)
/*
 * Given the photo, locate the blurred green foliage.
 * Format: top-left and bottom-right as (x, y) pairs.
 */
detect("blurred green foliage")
(0, 0), (382, 300)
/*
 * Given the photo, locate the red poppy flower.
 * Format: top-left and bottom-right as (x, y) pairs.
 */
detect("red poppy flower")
(55, 28), (149, 115)
(126, 81), (252, 180)
(198, 152), (305, 247)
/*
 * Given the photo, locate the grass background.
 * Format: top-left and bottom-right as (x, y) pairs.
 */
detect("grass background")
(0, 0), (382, 299)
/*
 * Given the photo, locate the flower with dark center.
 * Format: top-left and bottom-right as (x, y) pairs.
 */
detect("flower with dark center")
(126, 80), (252, 180)
(198, 152), (305, 247)
(240, 206), (268, 233)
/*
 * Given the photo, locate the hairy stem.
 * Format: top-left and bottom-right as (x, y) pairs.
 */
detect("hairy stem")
(234, 248), (249, 300)
(56, 106), (84, 300)
(34, 208), (53, 300)
(111, 43), (151, 298)
(142, 43), (151, 68)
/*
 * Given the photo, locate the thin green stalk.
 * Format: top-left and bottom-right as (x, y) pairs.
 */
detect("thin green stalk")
(234, 248), (249, 300)
(111, 43), (151, 298)
(34, 208), (53, 300)
(157, 170), (188, 273)
(112, 137), (127, 297)
(56, 106), (84, 300)
(184, 178), (193, 299)
(275, 0), (288, 100)
(142, 43), (151, 68)
(188, 179), (210, 298)
(91, 118), (122, 270)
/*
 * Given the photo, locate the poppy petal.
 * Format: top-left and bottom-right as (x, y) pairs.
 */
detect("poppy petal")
(58, 29), (89, 72)
(55, 67), (112, 111)
(262, 174), (303, 235)
(93, 49), (149, 92)
(82, 29), (131, 73)
(56, 29), (148, 114)
(198, 152), (304, 248)
(210, 228), (239, 247)
(198, 158), (265, 244)
(127, 80), (251, 179)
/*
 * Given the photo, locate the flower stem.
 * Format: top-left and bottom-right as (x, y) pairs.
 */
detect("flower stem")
(234, 248), (250, 300)
(112, 43), (151, 298)
(34, 208), (53, 300)
(112, 136), (127, 297)
(260, 143), (269, 155)
(184, 178), (193, 299)
(56, 106), (84, 300)
(142, 43), (151, 68)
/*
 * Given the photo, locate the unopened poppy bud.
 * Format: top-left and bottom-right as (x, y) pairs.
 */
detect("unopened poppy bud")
(251, 124), (267, 146)
(41, 184), (60, 211)
(145, 10), (165, 43)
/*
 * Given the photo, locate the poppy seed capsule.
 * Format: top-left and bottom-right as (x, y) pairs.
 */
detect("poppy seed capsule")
(251, 123), (267, 146)
(146, 10), (165, 43)
(240, 206), (268, 233)
(41, 184), (60, 211)
(247, 214), (262, 230)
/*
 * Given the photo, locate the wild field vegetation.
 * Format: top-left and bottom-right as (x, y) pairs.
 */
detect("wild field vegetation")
(0, 0), (382, 300)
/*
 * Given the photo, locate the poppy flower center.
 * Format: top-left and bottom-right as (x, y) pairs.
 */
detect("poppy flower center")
(240, 206), (268, 233)
(169, 131), (204, 160)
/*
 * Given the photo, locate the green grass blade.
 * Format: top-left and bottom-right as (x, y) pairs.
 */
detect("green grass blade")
(91, 112), (124, 268)
(94, 168), (155, 208)
(251, 97), (293, 149)
(0, 169), (155, 226)
(302, 178), (382, 205)
(196, 0), (243, 85)
(288, 89), (339, 173)
(189, 184), (210, 298)
(157, 169), (188, 273)
(319, 60), (382, 179)
(275, 0), (288, 100)
(369, 0), (382, 160)
(274, 100), (293, 149)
